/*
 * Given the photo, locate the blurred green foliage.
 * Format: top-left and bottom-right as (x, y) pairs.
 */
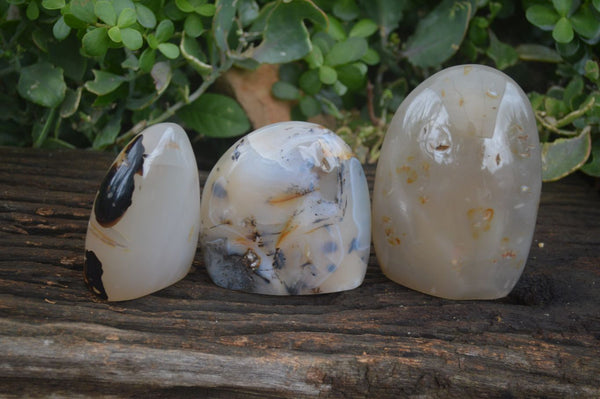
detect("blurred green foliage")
(1, 0), (599, 181)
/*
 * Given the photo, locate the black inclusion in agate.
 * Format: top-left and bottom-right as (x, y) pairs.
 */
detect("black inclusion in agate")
(94, 135), (145, 227)
(83, 250), (108, 300)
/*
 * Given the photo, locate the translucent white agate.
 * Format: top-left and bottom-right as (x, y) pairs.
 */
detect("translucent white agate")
(373, 65), (542, 300)
(200, 122), (371, 295)
(84, 123), (200, 301)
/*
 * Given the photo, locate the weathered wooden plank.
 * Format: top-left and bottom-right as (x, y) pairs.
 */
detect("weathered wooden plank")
(0, 146), (599, 398)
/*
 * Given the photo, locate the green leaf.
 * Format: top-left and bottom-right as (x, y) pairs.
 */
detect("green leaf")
(121, 27), (143, 50)
(82, 27), (110, 56)
(93, 82), (129, 107)
(63, 13), (88, 29)
(147, 34), (159, 49)
(126, 93), (158, 110)
(180, 34), (212, 74)
(319, 95), (343, 119)
(299, 69), (321, 95)
(357, 0), (407, 35)
(158, 42), (180, 59)
(164, 0), (187, 20)
(213, 0), (236, 51)
(326, 15), (347, 41)
(563, 76), (584, 106)
(584, 60), (599, 81)
(43, 137), (76, 149)
(151, 61), (171, 95)
(178, 93), (251, 138)
(156, 19), (175, 43)
(553, 17), (574, 43)
(299, 95), (321, 117)
(319, 65), (337, 85)
(271, 81), (301, 100)
(135, 3), (156, 28)
(554, 38), (584, 61)
(70, 0), (97, 23)
(552, 0), (572, 17)
(325, 37), (368, 67)
(594, 0), (600, 12)
(238, 0), (259, 27)
(184, 13), (204, 38)
(486, 31), (518, 70)
(26, 1), (39, 20)
(332, 80), (347, 96)
(93, 112), (122, 149)
(108, 26), (122, 42)
(60, 87), (82, 118)
(95, 1), (116, 25)
(515, 44), (562, 63)
(312, 32), (336, 54)
(248, 0), (328, 64)
(84, 70), (127, 95)
(32, 29), (49, 52)
(468, 19), (488, 46)
(139, 48), (156, 72)
(117, 7), (137, 28)
(361, 47), (380, 65)
(53, 16), (71, 40)
(18, 62), (66, 108)
(580, 139), (600, 177)
(175, 0), (194, 12)
(42, 0), (65, 10)
(112, 0), (135, 16)
(304, 46), (323, 69)
(544, 96), (569, 117)
(349, 19), (378, 38)
(336, 62), (366, 90)
(525, 5), (559, 30)
(541, 128), (591, 181)
(570, 5), (600, 40)
(333, 0), (359, 21)
(403, 0), (473, 68)
(195, 3), (215, 16)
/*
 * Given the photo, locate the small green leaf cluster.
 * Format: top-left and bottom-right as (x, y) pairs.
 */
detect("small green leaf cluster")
(2, 0), (600, 181)
(1, 0), (329, 149)
(267, 0), (600, 179)
(526, 0), (600, 46)
(528, 60), (600, 181)
(270, 2), (379, 120)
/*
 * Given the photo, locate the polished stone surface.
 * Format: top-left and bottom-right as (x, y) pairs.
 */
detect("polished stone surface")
(373, 65), (542, 299)
(84, 123), (200, 301)
(200, 122), (371, 295)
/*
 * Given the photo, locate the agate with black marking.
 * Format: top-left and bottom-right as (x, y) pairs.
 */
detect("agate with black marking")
(373, 65), (542, 300)
(200, 122), (371, 295)
(84, 123), (200, 301)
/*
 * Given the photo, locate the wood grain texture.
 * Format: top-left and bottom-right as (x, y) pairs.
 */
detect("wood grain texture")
(1, 146), (599, 398)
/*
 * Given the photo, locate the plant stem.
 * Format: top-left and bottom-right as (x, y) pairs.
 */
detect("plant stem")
(366, 81), (382, 127)
(535, 112), (576, 136)
(115, 63), (229, 146)
(555, 96), (595, 128)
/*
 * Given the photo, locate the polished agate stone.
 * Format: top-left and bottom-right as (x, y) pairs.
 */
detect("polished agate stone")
(200, 122), (371, 295)
(373, 65), (542, 300)
(84, 123), (200, 301)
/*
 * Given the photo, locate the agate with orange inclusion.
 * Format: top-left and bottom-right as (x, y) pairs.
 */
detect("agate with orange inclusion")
(373, 65), (542, 300)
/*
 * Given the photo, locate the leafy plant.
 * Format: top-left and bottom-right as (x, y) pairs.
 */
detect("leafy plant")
(0, 0), (328, 149)
(269, 0), (600, 179)
(1, 0), (600, 181)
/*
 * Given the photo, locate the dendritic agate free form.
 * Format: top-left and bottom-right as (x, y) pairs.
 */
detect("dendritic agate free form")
(84, 123), (200, 301)
(200, 122), (371, 295)
(373, 65), (542, 300)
